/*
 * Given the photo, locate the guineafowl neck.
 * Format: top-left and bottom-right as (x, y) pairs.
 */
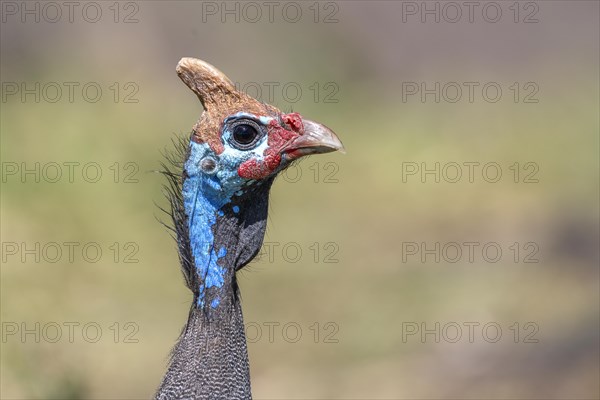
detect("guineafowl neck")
(155, 292), (251, 399)
(156, 179), (273, 399)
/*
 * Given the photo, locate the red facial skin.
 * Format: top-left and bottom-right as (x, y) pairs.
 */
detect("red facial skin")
(237, 113), (304, 180)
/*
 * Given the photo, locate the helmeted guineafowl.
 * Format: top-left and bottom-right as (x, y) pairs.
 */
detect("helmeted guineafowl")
(154, 58), (344, 399)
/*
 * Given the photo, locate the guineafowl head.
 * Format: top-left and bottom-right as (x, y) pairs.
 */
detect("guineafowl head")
(174, 58), (344, 313)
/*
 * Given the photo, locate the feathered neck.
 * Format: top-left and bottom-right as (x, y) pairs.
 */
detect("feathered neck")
(155, 135), (272, 399)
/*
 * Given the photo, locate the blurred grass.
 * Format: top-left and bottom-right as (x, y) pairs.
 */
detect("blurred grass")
(1, 2), (599, 399)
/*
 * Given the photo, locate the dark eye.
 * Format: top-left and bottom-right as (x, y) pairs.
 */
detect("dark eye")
(233, 124), (258, 145)
(229, 120), (263, 150)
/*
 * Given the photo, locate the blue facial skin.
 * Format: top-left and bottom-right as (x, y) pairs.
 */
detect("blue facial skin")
(182, 114), (275, 308)
(183, 142), (233, 308)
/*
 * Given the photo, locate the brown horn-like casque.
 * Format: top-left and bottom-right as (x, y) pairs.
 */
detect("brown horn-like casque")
(176, 57), (279, 154)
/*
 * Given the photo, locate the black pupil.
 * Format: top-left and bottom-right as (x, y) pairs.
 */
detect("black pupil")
(233, 124), (258, 145)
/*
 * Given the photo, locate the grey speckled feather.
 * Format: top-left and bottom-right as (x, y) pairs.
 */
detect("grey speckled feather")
(155, 291), (251, 399)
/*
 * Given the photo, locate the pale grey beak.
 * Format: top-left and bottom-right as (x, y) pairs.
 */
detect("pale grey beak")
(283, 119), (345, 159)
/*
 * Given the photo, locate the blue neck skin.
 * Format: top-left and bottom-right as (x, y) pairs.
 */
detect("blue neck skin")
(182, 141), (245, 310)
(182, 113), (275, 311)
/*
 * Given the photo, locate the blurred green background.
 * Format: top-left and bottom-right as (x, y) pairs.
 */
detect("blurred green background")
(1, 1), (598, 399)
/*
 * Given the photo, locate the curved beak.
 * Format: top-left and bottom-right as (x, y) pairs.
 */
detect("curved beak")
(283, 119), (345, 160)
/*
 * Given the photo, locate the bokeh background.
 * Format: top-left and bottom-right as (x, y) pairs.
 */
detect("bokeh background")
(1, 1), (598, 399)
